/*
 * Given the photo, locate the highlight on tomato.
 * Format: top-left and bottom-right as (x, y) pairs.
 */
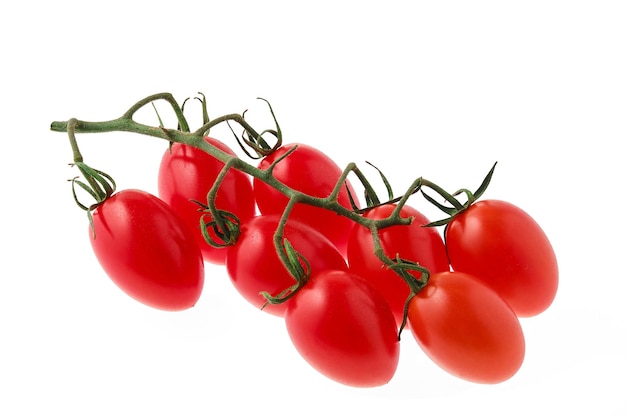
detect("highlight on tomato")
(285, 269), (400, 387)
(158, 136), (256, 264)
(444, 199), (558, 317)
(407, 271), (525, 384)
(253, 143), (358, 255)
(225, 214), (348, 317)
(89, 189), (205, 311)
(347, 203), (450, 326)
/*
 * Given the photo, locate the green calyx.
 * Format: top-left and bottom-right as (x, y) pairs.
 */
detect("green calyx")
(69, 162), (116, 211)
(421, 162), (497, 227)
(65, 118), (117, 237)
(260, 238), (312, 308)
(193, 204), (242, 249)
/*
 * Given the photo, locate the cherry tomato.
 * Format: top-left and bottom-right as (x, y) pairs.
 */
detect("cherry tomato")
(89, 189), (205, 311)
(158, 137), (256, 264)
(408, 271), (525, 384)
(285, 269), (400, 387)
(347, 203), (450, 326)
(445, 199), (558, 317)
(225, 214), (348, 317)
(254, 143), (358, 255)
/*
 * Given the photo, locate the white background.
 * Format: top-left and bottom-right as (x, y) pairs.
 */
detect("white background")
(2, 1), (625, 415)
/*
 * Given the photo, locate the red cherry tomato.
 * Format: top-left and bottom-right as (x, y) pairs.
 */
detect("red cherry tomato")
(408, 271), (525, 384)
(445, 199), (558, 317)
(285, 269), (400, 387)
(158, 137), (256, 264)
(347, 203), (450, 326)
(89, 189), (205, 311)
(225, 215), (348, 317)
(254, 143), (358, 255)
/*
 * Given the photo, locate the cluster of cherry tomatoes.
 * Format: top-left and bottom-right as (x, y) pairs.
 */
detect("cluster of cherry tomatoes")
(86, 135), (558, 388)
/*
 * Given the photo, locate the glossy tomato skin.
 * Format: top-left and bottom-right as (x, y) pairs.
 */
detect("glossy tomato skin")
(408, 271), (525, 384)
(285, 269), (400, 387)
(347, 204), (450, 326)
(225, 215), (348, 316)
(445, 199), (558, 317)
(158, 137), (256, 264)
(254, 143), (358, 256)
(89, 189), (205, 311)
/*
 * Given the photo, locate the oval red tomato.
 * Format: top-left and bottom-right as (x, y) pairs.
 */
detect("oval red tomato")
(225, 214), (348, 317)
(445, 199), (558, 317)
(347, 203), (450, 326)
(408, 271), (525, 384)
(285, 269), (400, 387)
(253, 143), (358, 255)
(158, 137), (256, 264)
(89, 189), (205, 311)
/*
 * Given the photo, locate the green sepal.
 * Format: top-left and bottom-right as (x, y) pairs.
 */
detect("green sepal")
(74, 162), (116, 201)
(421, 189), (457, 216)
(197, 207), (241, 248)
(366, 161), (394, 201)
(256, 98), (282, 151)
(69, 162), (116, 216)
(472, 161), (497, 201)
(261, 238), (311, 306)
(423, 216), (456, 228)
(87, 210), (96, 239)
(151, 102), (166, 129)
(364, 188), (380, 207)
(345, 183), (360, 211)
(421, 162), (498, 227)
(70, 178), (98, 211)
(227, 120), (261, 160)
(283, 238), (306, 281)
(196, 92), (210, 126)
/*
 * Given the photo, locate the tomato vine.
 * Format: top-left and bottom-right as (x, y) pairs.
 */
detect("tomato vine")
(50, 92), (433, 311)
(50, 92), (557, 387)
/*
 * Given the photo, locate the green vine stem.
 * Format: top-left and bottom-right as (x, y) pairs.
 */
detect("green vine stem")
(51, 93), (416, 233)
(51, 92), (495, 338)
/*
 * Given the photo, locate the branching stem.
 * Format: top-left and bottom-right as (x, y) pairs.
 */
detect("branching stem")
(51, 92), (494, 317)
